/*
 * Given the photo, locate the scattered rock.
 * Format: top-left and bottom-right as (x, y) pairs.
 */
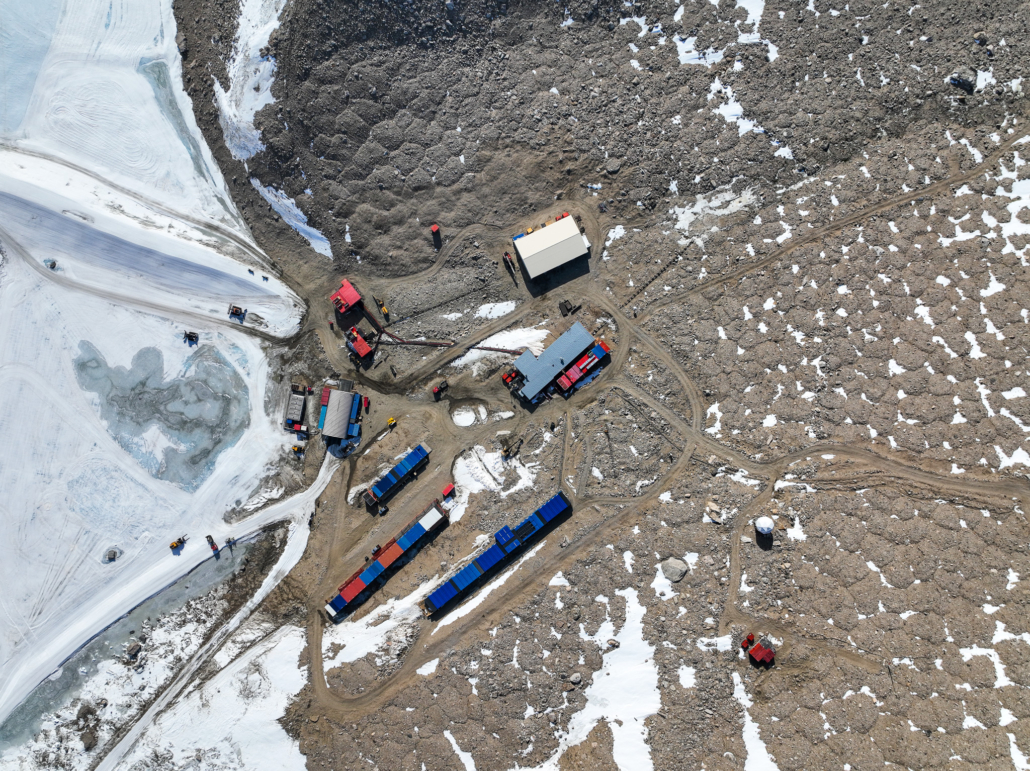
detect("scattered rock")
(569, 672), (582, 685)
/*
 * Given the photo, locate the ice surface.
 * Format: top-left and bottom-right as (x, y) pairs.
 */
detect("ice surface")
(3, 0), (245, 230)
(74, 343), (250, 491)
(0, 0), (311, 726)
(0, 0), (63, 133)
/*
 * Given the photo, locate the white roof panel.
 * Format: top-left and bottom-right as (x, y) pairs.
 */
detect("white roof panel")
(513, 217), (588, 279)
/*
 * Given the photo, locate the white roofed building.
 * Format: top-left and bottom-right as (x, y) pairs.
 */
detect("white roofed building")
(512, 215), (590, 279)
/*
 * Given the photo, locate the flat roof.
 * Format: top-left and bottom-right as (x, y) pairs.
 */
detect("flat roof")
(322, 389), (355, 440)
(286, 392), (305, 423)
(512, 217), (590, 279)
(514, 321), (595, 401)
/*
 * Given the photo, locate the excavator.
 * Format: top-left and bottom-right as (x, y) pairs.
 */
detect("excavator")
(169, 534), (188, 550)
(371, 294), (390, 321)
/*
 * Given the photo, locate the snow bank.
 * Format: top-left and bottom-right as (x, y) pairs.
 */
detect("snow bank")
(476, 301), (518, 319)
(434, 542), (547, 633)
(451, 326), (550, 374)
(732, 672), (781, 770)
(213, 0), (288, 160)
(322, 576), (443, 671)
(250, 179), (333, 258)
(449, 446), (540, 522)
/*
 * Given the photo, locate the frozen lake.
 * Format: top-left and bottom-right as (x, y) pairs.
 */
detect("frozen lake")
(74, 343), (250, 491)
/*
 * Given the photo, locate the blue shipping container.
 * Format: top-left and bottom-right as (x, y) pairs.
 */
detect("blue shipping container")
(475, 545), (505, 572)
(427, 582), (459, 611)
(451, 564), (483, 591)
(318, 404), (328, 429)
(398, 523), (426, 550)
(329, 595), (347, 612)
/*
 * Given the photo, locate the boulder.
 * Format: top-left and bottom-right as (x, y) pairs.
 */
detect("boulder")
(662, 557), (688, 583)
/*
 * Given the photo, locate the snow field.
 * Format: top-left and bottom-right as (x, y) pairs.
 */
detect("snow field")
(116, 625), (308, 771)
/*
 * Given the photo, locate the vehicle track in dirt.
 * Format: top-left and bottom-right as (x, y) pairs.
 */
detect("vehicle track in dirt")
(637, 127), (1030, 325)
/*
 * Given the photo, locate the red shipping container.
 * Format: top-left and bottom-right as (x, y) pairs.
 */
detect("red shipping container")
(377, 542), (405, 569)
(341, 578), (366, 603)
(557, 375), (572, 391)
(442, 483), (455, 498)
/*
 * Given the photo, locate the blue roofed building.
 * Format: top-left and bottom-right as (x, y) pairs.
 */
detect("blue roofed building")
(512, 321), (596, 402)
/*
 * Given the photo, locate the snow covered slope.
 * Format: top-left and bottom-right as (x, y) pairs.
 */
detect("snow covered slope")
(0, 0), (310, 727)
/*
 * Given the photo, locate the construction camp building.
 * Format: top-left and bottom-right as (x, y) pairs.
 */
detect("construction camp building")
(511, 213), (590, 280)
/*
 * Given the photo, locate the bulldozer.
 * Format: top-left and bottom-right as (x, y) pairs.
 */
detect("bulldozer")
(387, 417), (397, 429)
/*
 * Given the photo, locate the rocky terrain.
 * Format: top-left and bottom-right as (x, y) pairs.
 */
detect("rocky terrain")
(117, 0), (1030, 768)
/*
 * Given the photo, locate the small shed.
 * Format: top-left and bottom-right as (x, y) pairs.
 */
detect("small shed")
(512, 215), (590, 279)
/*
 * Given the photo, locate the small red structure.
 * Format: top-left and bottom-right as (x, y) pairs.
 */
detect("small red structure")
(363, 395), (370, 411)
(430, 224), (440, 234)
(749, 642), (775, 665)
(442, 483), (455, 498)
(330, 279), (362, 313)
(348, 327), (373, 358)
(741, 633), (755, 650)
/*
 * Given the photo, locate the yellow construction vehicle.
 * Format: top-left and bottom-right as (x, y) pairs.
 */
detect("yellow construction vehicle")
(387, 417), (397, 429)
(372, 294), (389, 320)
